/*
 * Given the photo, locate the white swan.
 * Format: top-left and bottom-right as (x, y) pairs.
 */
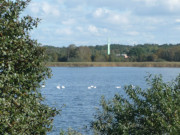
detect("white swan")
(41, 84), (45, 88)
(56, 85), (61, 89)
(62, 86), (65, 89)
(88, 86), (96, 89)
(116, 86), (121, 89)
(131, 85), (135, 88)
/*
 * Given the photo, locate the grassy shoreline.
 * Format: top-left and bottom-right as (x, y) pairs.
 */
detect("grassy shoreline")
(46, 62), (180, 67)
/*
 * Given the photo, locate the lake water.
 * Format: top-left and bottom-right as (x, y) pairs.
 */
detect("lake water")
(41, 67), (180, 135)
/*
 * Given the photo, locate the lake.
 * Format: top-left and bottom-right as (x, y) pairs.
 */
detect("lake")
(41, 67), (180, 134)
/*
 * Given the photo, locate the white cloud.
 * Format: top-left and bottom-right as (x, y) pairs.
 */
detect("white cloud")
(109, 13), (129, 25)
(56, 0), (64, 4)
(62, 19), (76, 25)
(26, 0), (180, 46)
(52, 9), (60, 17)
(175, 19), (180, 23)
(142, 33), (155, 40)
(76, 26), (84, 32)
(56, 28), (73, 35)
(126, 31), (139, 36)
(133, 0), (180, 13)
(143, 17), (164, 25)
(133, 0), (158, 6)
(173, 25), (180, 31)
(166, 0), (180, 11)
(102, 28), (108, 33)
(42, 2), (51, 14)
(93, 8), (130, 26)
(93, 8), (109, 17)
(29, 2), (40, 14)
(88, 25), (98, 33)
(42, 2), (60, 16)
(28, 1), (60, 17)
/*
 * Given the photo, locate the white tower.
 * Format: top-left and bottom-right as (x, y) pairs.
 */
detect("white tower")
(107, 38), (111, 55)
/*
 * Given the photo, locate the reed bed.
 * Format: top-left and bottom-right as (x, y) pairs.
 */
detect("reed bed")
(46, 62), (180, 67)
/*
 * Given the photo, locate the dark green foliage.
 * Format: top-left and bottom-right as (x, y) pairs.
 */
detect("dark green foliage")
(156, 46), (180, 61)
(76, 46), (92, 62)
(0, 0), (59, 134)
(128, 47), (145, 61)
(91, 74), (180, 135)
(60, 128), (82, 135)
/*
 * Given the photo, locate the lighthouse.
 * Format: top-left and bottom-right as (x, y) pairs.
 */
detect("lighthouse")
(107, 38), (111, 55)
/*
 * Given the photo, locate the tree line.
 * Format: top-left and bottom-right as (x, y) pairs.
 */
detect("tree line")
(44, 43), (180, 62)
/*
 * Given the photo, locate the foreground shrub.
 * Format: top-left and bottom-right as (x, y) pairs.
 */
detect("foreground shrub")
(91, 74), (180, 134)
(0, 0), (59, 134)
(60, 128), (82, 135)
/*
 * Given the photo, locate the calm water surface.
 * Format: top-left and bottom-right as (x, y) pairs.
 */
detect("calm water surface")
(41, 67), (180, 134)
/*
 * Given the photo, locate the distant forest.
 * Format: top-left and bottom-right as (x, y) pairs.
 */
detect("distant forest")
(44, 44), (180, 62)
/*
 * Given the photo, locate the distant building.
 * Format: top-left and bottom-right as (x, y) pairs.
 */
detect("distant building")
(116, 53), (129, 58)
(121, 54), (129, 58)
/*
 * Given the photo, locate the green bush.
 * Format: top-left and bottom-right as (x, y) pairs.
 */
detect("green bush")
(91, 74), (180, 134)
(0, 0), (59, 134)
(60, 128), (82, 135)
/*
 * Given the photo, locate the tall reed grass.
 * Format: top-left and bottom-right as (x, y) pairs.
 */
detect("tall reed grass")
(46, 62), (180, 67)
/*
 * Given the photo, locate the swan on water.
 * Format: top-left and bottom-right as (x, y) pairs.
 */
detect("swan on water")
(62, 86), (65, 89)
(56, 85), (61, 89)
(131, 85), (135, 88)
(116, 86), (121, 89)
(41, 85), (45, 88)
(88, 86), (96, 89)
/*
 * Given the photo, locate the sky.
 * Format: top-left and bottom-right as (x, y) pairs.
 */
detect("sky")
(24, 0), (180, 47)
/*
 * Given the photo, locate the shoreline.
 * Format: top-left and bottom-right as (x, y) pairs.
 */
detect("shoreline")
(46, 62), (180, 67)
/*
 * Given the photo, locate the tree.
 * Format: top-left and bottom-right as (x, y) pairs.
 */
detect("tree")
(128, 47), (145, 62)
(0, 0), (59, 134)
(76, 46), (92, 62)
(91, 74), (180, 134)
(67, 44), (77, 61)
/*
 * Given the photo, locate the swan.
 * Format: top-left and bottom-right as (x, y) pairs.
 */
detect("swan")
(56, 85), (61, 89)
(62, 86), (65, 89)
(116, 86), (121, 89)
(41, 84), (45, 88)
(131, 85), (135, 88)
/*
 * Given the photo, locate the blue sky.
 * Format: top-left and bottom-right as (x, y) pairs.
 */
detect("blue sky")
(24, 0), (180, 47)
